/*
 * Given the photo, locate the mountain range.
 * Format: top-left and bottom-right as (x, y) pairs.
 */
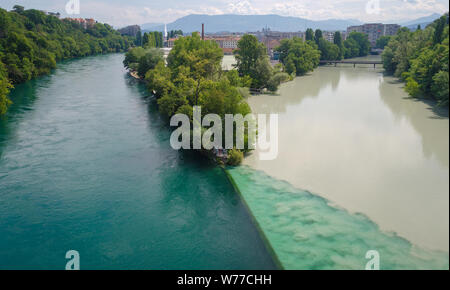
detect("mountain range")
(400, 13), (442, 31)
(139, 13), (444, 33)
(141, 14), (362, 33)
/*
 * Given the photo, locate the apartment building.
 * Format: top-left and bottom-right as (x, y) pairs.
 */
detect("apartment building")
(66, 18), (96, 29)
(347, 23), (401, 46)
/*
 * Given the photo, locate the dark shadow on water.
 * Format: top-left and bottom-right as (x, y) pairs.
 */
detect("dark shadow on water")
(0, 79), (43, 159)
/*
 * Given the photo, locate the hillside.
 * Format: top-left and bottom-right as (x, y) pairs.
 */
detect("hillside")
(141, 14), (362, 33)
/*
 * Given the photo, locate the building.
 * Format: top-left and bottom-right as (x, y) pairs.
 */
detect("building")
(251, 28), (305, 57)
(254, 28), (306, 42)
(166, 37), (178, 48)
(322, 31), (335, 42)
(118, 25), (141, 37)
(65, 18), (96, 29)
(47, 12), (61, 18)
(203, 36), (241, 54)
(347, 23), (401, 46)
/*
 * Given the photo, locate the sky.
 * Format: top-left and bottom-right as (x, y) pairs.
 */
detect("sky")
(0, 0), (448, 28)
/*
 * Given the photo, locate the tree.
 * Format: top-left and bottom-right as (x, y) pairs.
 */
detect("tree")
(137, 48), (164, 77)
(234, 34), (275, 90)
(251, 57), (273, 90)
(0, 61), (13, 114)
(376, 36), (391, 49)
(276, 37), (320, 76)
(318, 38), (341, 60)
(227, 149), (243, 166)
(333, 31), (344, 58)
(234, 35), (266, 76)
(382, 13), (449, 106)
(145, 60), (174, 98)
(305, 28), (314, 41)
(333, 31), (343, 46)
(169, 30), (183, 38)
(123, 47), (146, 70)
(135, 31), (142, 46)
(433, 15), (447, 45)
(343, 38), (360, 58)
(267, 72), (290, 92)
(142, 33), (150, 47)
(346, 32), (371, 56)
(168, 32), (223, 81)
(315, 29), (323, 45)
(138, 33), (254, 164)
(12, 5), (25, 14)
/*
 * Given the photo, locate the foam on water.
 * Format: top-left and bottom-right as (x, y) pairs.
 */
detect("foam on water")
(227, 166), (449, 270)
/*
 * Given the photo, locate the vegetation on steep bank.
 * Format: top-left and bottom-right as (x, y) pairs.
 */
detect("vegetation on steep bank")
(0, 6), (136, 115)
(382, 13), (449, 107)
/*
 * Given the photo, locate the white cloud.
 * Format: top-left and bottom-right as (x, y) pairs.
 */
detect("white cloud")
(227, 0), (260, 14)
(0, 0), (448, 27)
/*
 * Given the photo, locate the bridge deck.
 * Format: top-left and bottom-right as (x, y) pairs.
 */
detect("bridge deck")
(320, 60), (383, 65)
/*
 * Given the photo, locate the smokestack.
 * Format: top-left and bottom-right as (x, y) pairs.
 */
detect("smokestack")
(202, 23), (205, 40)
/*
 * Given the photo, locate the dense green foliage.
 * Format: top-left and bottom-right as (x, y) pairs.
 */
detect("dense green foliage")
(333, 31), (345, 59)
(0, 60), (12, 114)
(301, 29), (370, 61)
(318, 37), (341, 61)
(343, 32), (371, 58)
(234, 34), (286, 91)
(375, 35), (391, 49)
(0, 7), (133, 114)
(314, 29), (323, 45)
(142, 31), (163, 48)
(275, 37), (321, 76)
(123, 47), (164, 77)
(168, 30), (183, 39)
(126, 33), (254, 163)
(305, 28), (314, 41)
(227, 148), (244, 166)
(382, 13), (449, 106)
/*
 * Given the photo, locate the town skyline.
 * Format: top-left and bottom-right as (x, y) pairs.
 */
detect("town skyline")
(0, 0), (448, 28)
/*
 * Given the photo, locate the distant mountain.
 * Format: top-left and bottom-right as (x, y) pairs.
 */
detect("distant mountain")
(400, 13), (442, 31)
(141, 14), (363, 33)
(141, 22), (164, 31)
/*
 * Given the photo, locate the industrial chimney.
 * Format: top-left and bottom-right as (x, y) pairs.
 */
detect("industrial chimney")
(202, 23), (205, 40)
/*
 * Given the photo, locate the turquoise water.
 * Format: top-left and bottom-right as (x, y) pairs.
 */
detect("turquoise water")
(0, 54), (276, 270)
(227, 166), (449, 270)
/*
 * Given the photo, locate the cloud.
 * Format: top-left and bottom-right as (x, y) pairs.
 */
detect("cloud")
(227, 0), (259, 14)
(0, 0), (448, 27)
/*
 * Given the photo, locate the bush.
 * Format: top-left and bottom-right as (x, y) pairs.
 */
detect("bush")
(405, 77), (421, 97)
(227, 149), (244, 166)
(267, 72), (290, 92)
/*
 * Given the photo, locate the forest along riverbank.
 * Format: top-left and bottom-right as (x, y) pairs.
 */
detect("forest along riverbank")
(0, 54), (277, 270)
(227, 61), (449, 269)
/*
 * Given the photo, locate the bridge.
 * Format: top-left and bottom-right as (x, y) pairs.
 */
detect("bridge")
(320, 60), (383, 68)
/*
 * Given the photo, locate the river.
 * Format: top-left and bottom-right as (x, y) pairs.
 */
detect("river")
(1, 53), (448, 270)
(0, 54), (276, 270)
(227, 60), (449, 269)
